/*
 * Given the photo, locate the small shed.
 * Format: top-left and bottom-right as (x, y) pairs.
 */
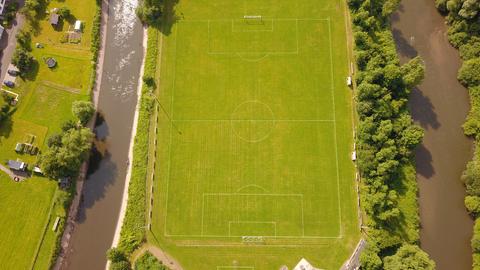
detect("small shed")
(33, 166), (43, 174)
(50, 13), (59, 25)
(15, 143), (24, 152)
(74, 20), (82, 32)
(8, 160), (26, 171)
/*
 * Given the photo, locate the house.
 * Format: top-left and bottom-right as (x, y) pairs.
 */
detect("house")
(8, 160), (26, 171)
(0, 0), (6, 15)
(50, 13), (59, 25)
(74, 20), (82, 32)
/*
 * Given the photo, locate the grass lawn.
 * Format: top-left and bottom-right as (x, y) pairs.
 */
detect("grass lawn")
(0, 172), (57, 270)
(0, 0), (96, 268)
(149, 0), (360, 268)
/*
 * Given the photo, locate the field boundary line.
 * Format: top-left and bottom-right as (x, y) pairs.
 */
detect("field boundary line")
(165, 233), (341, 239)
(172, 119), (335, 122)
(163, 26), (179, 237)
(178, 18), (330, 23)
(327, 17), (343, 237)
(227, 221), (277, 237)
(231, 19), (274, 32)
(217, 266), (254, 269)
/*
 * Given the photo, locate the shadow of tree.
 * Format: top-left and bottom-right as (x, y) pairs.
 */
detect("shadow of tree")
(158, 0), (180, 35)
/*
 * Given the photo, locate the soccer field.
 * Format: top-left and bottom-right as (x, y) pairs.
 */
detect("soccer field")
(150, 0), (359, 268)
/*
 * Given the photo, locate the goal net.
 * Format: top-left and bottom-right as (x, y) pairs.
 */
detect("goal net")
(244, 15), (263, 24)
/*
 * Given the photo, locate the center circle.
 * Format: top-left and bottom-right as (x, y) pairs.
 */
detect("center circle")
(230, 100), (275, 142)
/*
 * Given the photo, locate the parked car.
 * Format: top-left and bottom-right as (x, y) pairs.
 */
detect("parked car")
(7, 70), (19, 76)
(4, 80), (15, 87)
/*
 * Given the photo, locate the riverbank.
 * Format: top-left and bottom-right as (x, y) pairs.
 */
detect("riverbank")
(53, 0), (109, 269)
(391, 0), (474, 268)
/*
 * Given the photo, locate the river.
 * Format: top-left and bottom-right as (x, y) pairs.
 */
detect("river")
(63, 0), (144, 269)
(391, 0), (474, 269)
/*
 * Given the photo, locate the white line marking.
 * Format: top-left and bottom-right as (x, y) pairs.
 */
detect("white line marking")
(327, 18), (343, 237)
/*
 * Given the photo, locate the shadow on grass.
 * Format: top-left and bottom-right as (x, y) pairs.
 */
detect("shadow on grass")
(157, 0), (180, 36)
(0, 117), (13, 140)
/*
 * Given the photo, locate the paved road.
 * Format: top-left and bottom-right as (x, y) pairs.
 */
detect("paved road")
(0, 0), (25, 83)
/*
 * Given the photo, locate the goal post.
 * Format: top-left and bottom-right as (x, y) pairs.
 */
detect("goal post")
(243, 15), (263, 24)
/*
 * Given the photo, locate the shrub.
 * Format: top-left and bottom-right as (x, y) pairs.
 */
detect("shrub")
(72, 101), (95, 125)
(459, 58), (480, 87)
(134, 252), (167, 270)
(58, 6), (71, 18)
(466, 196), (480, 216)
(12, 47), (34, 74)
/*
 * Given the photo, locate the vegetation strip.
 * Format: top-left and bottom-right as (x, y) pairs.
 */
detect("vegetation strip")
(347, 0), (436, 268)
(113, 27), (160, 261)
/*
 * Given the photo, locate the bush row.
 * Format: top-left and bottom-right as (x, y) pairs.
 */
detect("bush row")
(116, 27), (159, 257)
(89, 0), (102, 95)
(347, 0), (435, 268)
(435, 0), (480, 268)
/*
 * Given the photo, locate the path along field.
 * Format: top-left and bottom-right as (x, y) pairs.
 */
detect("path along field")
(149, 0), (359, 268)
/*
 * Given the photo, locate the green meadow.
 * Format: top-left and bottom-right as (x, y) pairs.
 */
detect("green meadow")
(0, 0), (97, 268)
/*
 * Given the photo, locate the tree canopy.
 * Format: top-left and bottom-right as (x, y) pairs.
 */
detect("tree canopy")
(383, 244), (435, 270)
(72, 100), (95, 125)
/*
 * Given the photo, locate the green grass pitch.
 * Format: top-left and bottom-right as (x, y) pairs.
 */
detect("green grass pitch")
(150, 0), (360, 268)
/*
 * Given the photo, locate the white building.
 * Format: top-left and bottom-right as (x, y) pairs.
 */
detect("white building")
(293, 258), (321, 270)
(0, 0), (6, 15)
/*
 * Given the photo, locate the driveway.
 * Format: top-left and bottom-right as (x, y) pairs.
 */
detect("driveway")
(0, 0), (25, 83)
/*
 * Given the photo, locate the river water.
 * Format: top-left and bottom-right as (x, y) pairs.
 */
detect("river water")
(64, 0), (144, 269)
(391, 0), (473, 269)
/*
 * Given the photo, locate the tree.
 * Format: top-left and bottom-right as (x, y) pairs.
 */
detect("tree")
(382, 0), (401, 17)
(383, 244), (435, 270)
(136, 0), (163, 25)
(12, 47), (34, 74)
(459, 0), (480, 19)
(460, 37), (480, 60)
(401, 56), (425, 88)
(465, 195), (480, 216)
(360, 244), (382, 270)
(40, 127), (93, 178)
(111, 261), (131, 270)
(459, 58), (480, 87)
(58, 6), (71, 18)
(473, 219), (480, 253)
(107, 248), (127, 263)
(72, 101), (95, 125)
(462, 160), (480, 196)
(16, 29), (31, 50)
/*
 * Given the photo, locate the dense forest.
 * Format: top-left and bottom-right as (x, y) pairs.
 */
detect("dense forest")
(434, 0), (480, 268)
(347, 0), (436, 268)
